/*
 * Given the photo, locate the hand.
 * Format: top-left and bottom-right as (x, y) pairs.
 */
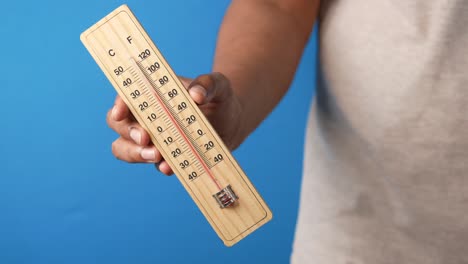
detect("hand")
(106, 72), (243, 175)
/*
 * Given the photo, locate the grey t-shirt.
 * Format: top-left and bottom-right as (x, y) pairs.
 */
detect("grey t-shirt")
(291, 1), (468, 263)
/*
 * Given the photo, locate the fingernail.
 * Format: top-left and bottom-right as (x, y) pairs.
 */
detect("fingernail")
(129, 128), (141, 145)
(189, 85), (207, 103)
(141, 148), (155, 160)
(111, 106), (118, 120)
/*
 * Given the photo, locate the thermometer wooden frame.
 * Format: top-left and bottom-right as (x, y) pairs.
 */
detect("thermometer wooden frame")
(80, 5), (272, 246)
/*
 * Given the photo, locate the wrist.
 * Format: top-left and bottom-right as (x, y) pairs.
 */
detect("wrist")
(229, 94), (248, 150)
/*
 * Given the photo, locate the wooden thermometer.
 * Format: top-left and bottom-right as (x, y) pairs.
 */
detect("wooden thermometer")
(80, 5), (272, 246)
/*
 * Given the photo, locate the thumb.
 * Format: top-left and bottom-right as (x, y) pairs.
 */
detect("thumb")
(188, 72), (231, 105)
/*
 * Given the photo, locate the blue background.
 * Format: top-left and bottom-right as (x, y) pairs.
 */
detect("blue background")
(0, 1), (316, 263)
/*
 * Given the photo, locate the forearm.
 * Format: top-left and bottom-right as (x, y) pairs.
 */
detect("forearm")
(213, 0), (319, 143)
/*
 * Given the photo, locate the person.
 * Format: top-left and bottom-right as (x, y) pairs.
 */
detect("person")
(107, 0), (468, 263)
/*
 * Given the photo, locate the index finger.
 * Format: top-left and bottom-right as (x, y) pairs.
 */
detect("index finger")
(111, 95), (130, 121)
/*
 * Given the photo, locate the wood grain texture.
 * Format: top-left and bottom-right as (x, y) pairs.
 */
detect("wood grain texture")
(80, 5), (272, 246)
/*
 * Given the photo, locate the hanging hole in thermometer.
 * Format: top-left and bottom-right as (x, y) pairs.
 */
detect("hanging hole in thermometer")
(80, 4), (272, 247)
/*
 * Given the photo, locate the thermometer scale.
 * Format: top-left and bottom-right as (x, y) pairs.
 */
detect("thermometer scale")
(80, 5), (272, 246)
